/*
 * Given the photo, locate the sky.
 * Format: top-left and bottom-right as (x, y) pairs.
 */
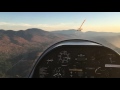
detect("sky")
(0, 12), (120, 32)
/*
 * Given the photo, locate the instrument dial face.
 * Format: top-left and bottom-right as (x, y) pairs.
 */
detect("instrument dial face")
(52, 67), (65, 78)
(58, 51), (71, 66)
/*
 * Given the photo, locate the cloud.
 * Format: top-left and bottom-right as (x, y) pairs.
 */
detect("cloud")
(0, 22), (16, 25)
(0, 22), (79, 31)
(0, 22), (31, 27)
(0, 22), (119, 32)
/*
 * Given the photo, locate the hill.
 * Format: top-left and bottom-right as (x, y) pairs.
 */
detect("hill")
(52, 30), (120, 51)
(0, 28), (69, 77)
(1, 28), (120, 77)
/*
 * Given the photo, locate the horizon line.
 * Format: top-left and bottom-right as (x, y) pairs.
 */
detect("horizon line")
(0, 28), (120, 33)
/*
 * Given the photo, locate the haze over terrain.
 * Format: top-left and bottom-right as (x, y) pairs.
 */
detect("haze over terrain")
(52, 29), (120, 51)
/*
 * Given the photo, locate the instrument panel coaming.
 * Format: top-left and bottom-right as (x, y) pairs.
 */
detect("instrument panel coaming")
(33, 45), (120, 78)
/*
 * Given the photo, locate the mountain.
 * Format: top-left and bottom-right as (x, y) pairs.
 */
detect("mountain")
(52, 30), (120, 36)
(52, 29), (82, 35)
(0, 28), (70, 77)
(1, 28), (120, 77)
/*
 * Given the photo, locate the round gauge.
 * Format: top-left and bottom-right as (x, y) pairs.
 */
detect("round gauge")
(107, 54), (116, 64)
(52, 67), (65, 78)
(75, 54), (87, 62)
(74, 54), (87, 67)
(89, 56), (100, 67)
(95, 67), (110, 78)
(58, 51), (71, 66)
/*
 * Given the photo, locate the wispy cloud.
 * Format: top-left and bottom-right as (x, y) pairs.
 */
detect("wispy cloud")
(0, 22), (32, 27)
(0, 22), (79, 31)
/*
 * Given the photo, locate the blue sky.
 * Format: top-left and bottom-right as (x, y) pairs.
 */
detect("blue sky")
(0, 12), (120, 32)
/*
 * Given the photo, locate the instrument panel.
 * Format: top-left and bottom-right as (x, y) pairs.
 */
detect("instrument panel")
(29, 39), (120, 78)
